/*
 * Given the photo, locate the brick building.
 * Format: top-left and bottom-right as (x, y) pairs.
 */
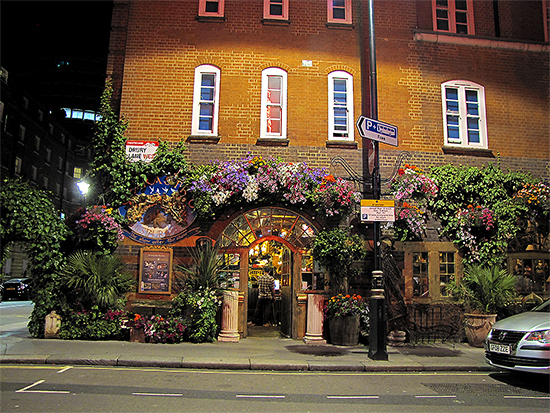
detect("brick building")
(106, 0), (549, 339)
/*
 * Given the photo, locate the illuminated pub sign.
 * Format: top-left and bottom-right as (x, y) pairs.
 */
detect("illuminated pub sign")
(119, 175), (198, 245)
(139, 248), (172, 294)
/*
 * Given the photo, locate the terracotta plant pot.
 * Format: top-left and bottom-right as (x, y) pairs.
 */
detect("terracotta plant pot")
(463, 313), (496, 347)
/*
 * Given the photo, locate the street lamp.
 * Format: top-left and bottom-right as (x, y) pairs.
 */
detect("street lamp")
(76, 181), (90, 204)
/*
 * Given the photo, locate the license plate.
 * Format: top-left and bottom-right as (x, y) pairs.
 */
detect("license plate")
(489, 343), (511, 354)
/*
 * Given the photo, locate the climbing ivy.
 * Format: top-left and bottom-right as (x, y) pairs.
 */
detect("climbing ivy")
(0, 179), (69, 337)
(87, 80), (191, 209)
(427, 161), (536, 266)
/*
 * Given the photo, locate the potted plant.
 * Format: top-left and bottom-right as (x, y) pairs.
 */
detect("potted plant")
(325, 294), (368, 346)
(311, 228), (364, 294)
(446, 264), (517, 347)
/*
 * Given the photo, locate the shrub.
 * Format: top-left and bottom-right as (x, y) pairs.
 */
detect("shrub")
(170, 287), (221, 343)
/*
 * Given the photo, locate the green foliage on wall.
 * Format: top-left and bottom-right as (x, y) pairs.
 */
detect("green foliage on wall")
(0, 179), (68, 337)
(427, 161), (537, 266)
(87, 80), (191, 208)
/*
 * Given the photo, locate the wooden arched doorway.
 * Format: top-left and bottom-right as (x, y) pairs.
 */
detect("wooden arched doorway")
(216, 207), (320, 338)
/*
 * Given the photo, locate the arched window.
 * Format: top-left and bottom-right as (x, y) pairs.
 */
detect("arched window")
(328, 70), (354, 141)
(192, 65), (221, 136)
(441, 80), (487, 149)
(260, 67), (287, 139)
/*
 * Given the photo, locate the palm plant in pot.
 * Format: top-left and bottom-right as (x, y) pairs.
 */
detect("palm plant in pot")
(446, 264), (517, 347)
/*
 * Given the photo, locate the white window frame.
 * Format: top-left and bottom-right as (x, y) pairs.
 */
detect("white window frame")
(441, 80), (487, 149)
(198, 0), (224, 17)
(34, 135), (41, 152)
(45, 148), (51, 164)
(328, 71), (354, 141)
(260, 67), (287, 139)
(191, 64), (221, 136)
(432, 0), (475, 35)
(263, 0), (289, 20)
(327, 0), (352, 24)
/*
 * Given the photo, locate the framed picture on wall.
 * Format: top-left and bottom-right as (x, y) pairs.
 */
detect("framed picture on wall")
(139, 248), (173, 294)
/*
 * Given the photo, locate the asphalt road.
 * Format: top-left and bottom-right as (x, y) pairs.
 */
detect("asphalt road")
(1, 365), (548, 412)
(0, 300), (33, 337)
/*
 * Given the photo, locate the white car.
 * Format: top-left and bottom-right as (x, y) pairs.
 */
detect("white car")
(485, 299), (550, 375)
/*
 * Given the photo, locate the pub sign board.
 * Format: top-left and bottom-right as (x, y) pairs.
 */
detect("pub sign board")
(139, 248), (173, 294)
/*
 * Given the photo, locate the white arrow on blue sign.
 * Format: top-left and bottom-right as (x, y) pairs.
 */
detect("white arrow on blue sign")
(356, 116), (398, 147)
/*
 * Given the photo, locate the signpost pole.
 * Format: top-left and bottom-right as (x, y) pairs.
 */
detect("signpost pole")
(366, 0), (388, 361)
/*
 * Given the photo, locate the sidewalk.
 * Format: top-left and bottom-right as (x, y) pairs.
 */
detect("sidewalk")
(0, 331), (493, 372)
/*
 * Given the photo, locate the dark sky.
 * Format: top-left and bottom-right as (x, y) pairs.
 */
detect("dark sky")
(2, 0), (113, 71)
(1, 0), (114, 109)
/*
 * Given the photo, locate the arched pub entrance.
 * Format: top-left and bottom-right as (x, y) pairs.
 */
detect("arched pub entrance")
(216, 207), (323, 339)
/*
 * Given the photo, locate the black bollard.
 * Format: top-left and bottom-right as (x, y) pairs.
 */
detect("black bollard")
(368, 270), (388, 360)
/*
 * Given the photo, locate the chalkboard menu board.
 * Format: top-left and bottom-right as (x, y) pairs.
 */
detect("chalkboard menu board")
(139, 248), (173, 294)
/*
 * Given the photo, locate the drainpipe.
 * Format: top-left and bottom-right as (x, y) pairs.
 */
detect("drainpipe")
(366, 0), (388, 361)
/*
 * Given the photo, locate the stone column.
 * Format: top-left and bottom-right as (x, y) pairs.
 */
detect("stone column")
(218, 289), (240, 342)
(303, 294), (326, 344)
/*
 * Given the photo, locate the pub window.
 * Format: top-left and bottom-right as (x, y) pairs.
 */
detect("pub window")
(327, 0), (352, 24)
(432, 0), (475, 35)
(442, 80), (487, 149)
(264, 0), (289, 20)
(328, 70), (354, 140)
(413, 252), (429, 297)
(513, 257), (550, 298)
(191, 64), (220, 136)
(260, 67), (287, 139)
(198, 0), (224, 17)
(439, 252), (455, 296)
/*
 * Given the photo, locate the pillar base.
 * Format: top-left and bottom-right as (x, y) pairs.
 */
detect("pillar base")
(217, 331), (240, 342)
(303, 334), (326, 345)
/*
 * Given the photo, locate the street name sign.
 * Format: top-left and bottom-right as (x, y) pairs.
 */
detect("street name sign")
(360, 199), (395, 222)
(356, 116), (398, 147)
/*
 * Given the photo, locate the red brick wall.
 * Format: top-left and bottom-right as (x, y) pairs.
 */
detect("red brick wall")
(108, 0), (549, 181)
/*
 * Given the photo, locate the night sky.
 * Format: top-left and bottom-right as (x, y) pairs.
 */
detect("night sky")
(2, 1), (113, 108)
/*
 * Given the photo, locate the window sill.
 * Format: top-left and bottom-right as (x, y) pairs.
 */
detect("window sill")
(262, 18), (291, 26)
(326, 22), (354, 30)
(442, 146), (495, 158)
(195, 15), (226, 23)
(326, 140), (357, 149)
(187, 135), (220, 144)
(414, 30), (550, 53)
(256, 138), (289, 147)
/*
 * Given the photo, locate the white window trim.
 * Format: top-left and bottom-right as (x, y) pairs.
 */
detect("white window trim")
(198, 0), (224, 17)
(432, 0), (475, 35)
(441, 80), (487, 149)
(328, 71), (354, 141)
(327, 0), (352, 24)
(260, 67), (287, 139)
(191, 65), (221, 136)
(263, 0), (289, 20)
